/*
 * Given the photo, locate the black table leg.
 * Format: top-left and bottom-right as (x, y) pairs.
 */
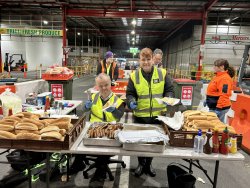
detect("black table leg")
(67, 154), (70, 181)
(46, 153), (50, 188)
(27, 152), (32, 188)
(213, 160), (220, 188)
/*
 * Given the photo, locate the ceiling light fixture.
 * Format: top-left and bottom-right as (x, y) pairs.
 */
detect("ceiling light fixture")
(43, 20), (48, 25)
(132, 19), (136, 25)
(77, 32), (81, 36)
(225, 19), (230, 23)
(66, 28), (68, 31)
(132, 37), (135, 41)
(131, 30), (135, 35)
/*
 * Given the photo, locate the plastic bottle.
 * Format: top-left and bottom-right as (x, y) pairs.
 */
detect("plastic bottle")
(44, 96), (50, 112)
(212, 128), (220, 153)
(204, 129), (213, 154)
(194, 129), (204, 153)
(220, 127), (229, 155)
(0, 106), (3, 120)
(8, 108), (13, 116)
(229, 135), (237, 154)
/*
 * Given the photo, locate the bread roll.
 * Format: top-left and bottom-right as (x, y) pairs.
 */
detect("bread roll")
(59, 129), (66, 136)
(0, 130), (16, 139)
(188, 115), (207, 121)
(22, 118), (44, 130)
(30, 114), (41, 120)
(2, 119), (18, 125)
(15, 130), (40, 135)
(0, 120), (15, 125)
(17, 112), (33, 118)
(5, 116), (22, 122)
(41, 131), (62, 140)
(50, 122), (69, 130)
(50, 117), (71, 124)
(0, 124), (14, 131)
(11, 113), (24, 118)
(40, 126), (60, 134)
(15, 123), (38, 131)
(16, 133), (41, 140)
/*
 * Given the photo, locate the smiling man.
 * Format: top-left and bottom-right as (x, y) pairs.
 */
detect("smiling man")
(126, 47), (174, 177)
(153, 48), (163, 68)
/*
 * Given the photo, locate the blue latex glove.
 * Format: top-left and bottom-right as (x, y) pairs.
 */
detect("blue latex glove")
(129, 101), (137, 110)
(84, 100), (92, 109)
(105, 106), (116, 112)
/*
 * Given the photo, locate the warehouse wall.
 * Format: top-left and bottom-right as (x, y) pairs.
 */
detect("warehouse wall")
(164, 25), (250, 73)
(1, 36), (63, 70)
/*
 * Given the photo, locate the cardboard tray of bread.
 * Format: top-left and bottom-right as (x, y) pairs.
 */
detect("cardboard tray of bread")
(82, 122), (123, 147)
(0, 112), (86, 150)
(117, 124), (169, 153)
(168, 110), (242, 148)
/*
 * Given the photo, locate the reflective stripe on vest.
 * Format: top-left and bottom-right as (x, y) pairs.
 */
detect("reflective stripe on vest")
(131, 67), (166, 117)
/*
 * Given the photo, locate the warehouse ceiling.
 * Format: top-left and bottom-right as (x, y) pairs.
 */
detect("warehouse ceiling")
(1, 0), (250, 57)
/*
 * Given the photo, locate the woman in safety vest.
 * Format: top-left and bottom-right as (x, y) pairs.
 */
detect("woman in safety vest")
(97, 51), (119, 83)
(206, 59), (235, 122)
(126, 47), (174, 177)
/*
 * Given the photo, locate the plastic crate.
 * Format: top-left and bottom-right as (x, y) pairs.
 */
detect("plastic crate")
(42, 73), (74, 81)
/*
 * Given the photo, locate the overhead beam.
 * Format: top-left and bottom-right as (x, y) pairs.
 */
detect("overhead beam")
(67, 9), (202, 20)
(205, 0), (219, 11)
(101, 29), (166, 36)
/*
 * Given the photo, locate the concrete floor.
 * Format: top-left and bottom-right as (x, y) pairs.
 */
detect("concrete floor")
(0, 75), (250, 188)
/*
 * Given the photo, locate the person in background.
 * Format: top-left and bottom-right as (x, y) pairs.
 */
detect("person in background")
(153, 48), (163, 68)
(206, 59), (235, 122)
(70, 73), (125, 177)
(97, 51), (119, 83)
(126, 47), (174, 177)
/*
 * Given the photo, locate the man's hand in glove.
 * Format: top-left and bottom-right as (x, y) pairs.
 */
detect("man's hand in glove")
(129, 101), (137, 110)
(84, 100), (92, 109)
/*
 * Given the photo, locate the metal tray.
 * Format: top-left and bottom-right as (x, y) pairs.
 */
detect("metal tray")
(83, 137), (122, 147)
(123, 141), (166, 153)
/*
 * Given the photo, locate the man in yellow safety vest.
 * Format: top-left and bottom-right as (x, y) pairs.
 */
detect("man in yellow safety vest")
(126, 47), (174, 177)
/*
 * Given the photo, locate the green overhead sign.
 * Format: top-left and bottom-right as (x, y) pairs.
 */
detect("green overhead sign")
(0, 28), (63, 36)
(129, 47), (139, 54)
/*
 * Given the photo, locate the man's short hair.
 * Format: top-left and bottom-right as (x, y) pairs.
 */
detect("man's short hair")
(95, 73), (111, 83)
(153, 48), (163, 56)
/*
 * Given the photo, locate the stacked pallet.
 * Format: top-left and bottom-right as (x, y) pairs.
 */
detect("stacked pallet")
(182, 110), (236, 134)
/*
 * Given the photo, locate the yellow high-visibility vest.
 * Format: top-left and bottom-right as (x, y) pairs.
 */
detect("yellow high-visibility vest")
(130, 67), (166, 117)
(90, 92), (123, 122)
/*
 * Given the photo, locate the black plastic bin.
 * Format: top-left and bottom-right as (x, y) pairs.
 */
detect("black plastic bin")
(173, 79), (196, 110)
(48, 79), (73, 100)
(167, 164), (196, 188)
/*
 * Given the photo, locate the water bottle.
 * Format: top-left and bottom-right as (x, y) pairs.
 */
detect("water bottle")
(194, 129), (204, 153)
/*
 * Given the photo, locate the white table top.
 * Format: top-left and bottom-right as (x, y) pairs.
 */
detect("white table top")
(69, 122), (245, 161)
(29, 100), (82, 117)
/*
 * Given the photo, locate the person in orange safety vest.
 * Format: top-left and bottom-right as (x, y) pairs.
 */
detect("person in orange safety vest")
(97, 51), (119, 83)
(205, 59), (235, 122)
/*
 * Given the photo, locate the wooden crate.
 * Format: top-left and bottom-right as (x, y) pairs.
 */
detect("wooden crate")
(0, 114), (87, 151)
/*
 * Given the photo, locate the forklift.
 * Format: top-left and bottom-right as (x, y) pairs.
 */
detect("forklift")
(4, 53), (26, 72)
